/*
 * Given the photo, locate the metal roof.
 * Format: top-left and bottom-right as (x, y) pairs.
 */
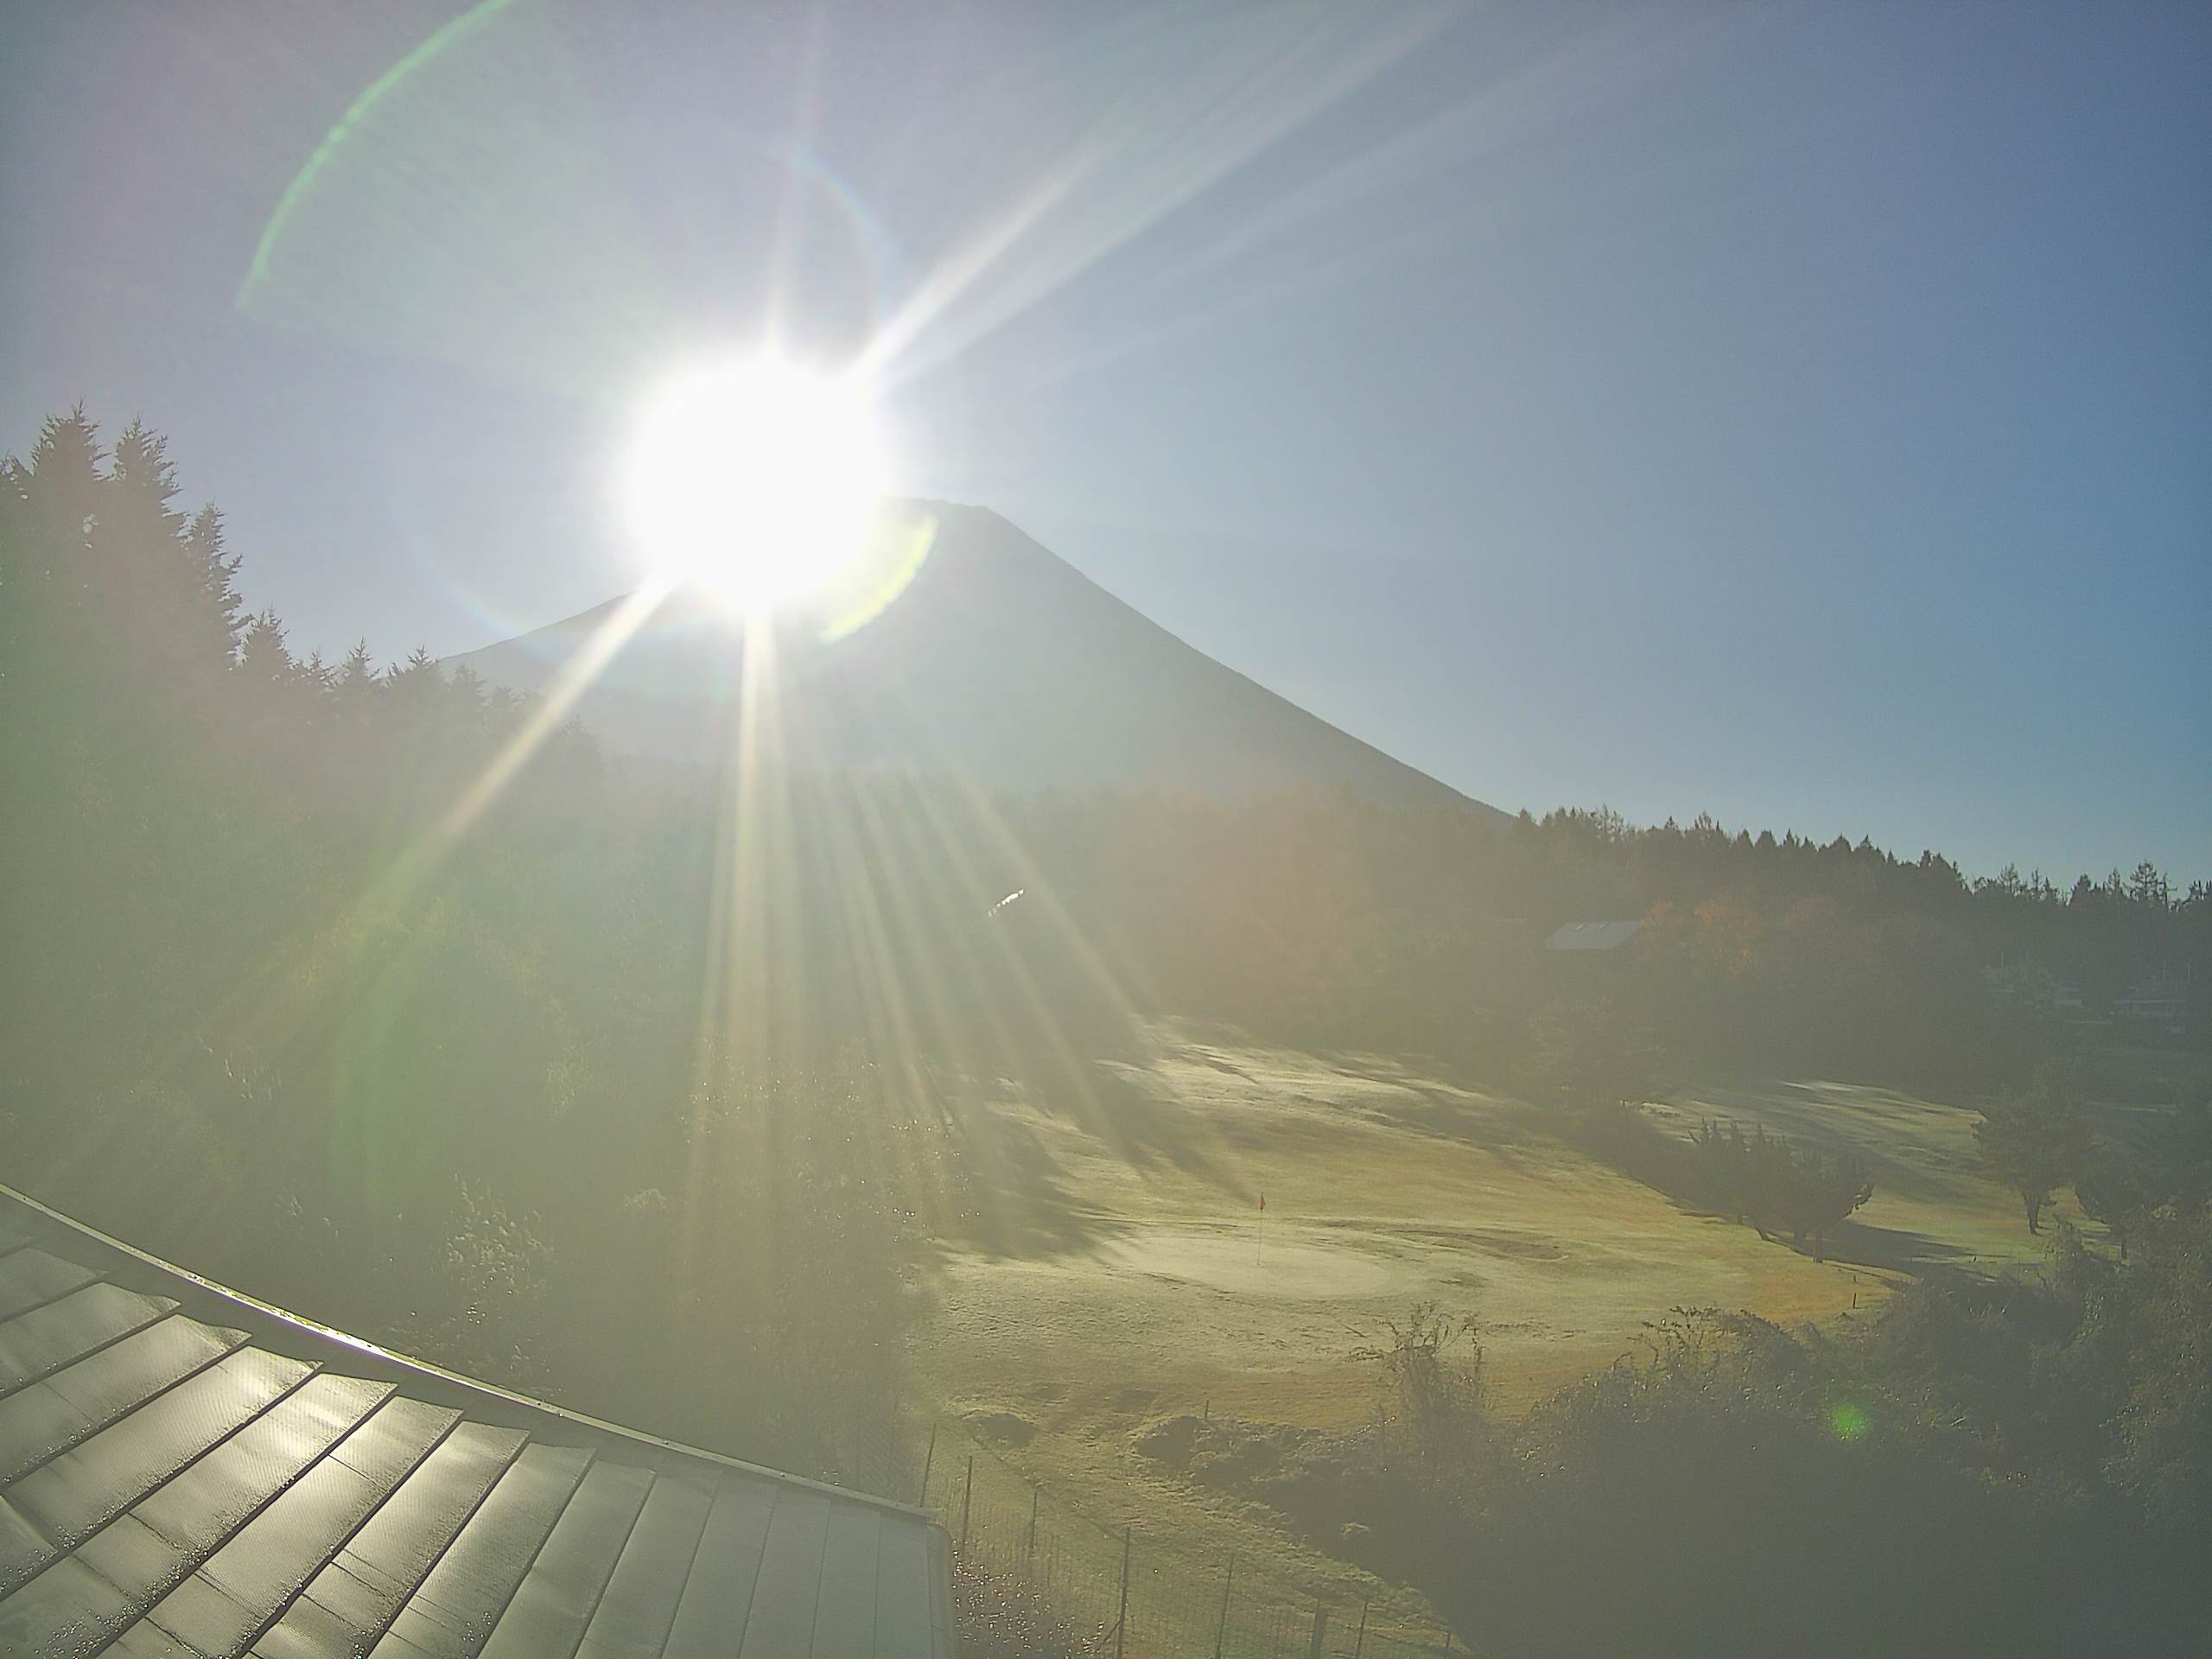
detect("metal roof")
(0, 1185), (954, 1659)
(1542, 919), (1645, 952)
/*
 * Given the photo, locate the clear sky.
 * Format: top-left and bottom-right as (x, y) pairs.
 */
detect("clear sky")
(4, 2), (2205, 882)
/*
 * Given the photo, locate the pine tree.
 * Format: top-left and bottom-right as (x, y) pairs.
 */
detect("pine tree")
(4, 412), (104, 663)
(2128, 861), (2170, 912)
(337, 639), (377, 696)
(239, 607), (295, 688)
(99, 422), (194, 667)
(23, 409), (105, 563)
(185, 504), (245, 665)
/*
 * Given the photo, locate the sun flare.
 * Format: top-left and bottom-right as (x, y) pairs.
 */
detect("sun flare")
(622, 353), (887, 613)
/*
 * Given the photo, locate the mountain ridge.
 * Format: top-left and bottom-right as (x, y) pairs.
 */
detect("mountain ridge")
(448, 502), (1507, 819)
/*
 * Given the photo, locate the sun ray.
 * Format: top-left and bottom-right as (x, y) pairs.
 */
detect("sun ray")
(859, 8), (1449, 391)
(362, 577), (672, 920)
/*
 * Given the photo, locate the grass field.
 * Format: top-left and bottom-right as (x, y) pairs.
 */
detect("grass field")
(912, 1020), (2090, 1632)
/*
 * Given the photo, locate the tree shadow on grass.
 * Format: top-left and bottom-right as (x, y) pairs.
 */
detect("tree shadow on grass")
(937, 1046), (1255, 1258)
(1065, 1059), (1238, 1190)
(1808, 1216), (1985, 1275)
(936, 1091), (1125, 1262)
(1658, 1080), (2017, 1211)
(1307, 1048), (1548, 1166)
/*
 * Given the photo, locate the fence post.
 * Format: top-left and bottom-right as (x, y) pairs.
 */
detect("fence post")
(1307, 1599), (1329, 1658)
(1352, 1596), (1369, 1658)
(1027, 1482), (1039, 1554)
(918, 1422), (937, 1509)
(1114, 1528), (1132, 1659)
(958, 1456), (974, 1553)
(1214, 1553), (1235, 1659)
(1440, 1628), (1452, 1654)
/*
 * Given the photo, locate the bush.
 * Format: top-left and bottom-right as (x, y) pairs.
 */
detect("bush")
(1688, 1120), (1873, 1258)
(1357, 1300), (1491, 1483)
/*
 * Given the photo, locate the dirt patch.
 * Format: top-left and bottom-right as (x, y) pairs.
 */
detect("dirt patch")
(963, 1408), (1040, 1447)
(1132, 1413), (1204, 1469)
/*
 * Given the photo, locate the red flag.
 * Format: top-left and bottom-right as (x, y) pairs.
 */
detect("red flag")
(1258, 1192), (1266, 1211)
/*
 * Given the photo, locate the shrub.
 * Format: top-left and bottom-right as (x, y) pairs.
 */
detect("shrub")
(1356, 1300), (1491, 1483)
(1688, 1120), (1872, 1258)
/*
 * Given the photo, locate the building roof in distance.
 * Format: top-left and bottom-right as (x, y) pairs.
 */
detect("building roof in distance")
(1544, 919), (1645, 952)
(0, 1184), (952, 1659)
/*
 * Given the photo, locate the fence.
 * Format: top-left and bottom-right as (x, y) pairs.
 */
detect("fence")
(908, 1420), (1463, 1659)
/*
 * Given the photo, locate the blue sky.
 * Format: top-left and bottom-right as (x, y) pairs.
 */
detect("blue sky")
(3, 2), (2205, 880)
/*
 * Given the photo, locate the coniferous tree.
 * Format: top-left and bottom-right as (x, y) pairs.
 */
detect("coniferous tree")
(185, 503), (245, 664)
(239, 607), (291, 681)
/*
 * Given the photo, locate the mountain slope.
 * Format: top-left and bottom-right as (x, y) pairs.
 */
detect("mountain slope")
(448, 503), (1503, 816)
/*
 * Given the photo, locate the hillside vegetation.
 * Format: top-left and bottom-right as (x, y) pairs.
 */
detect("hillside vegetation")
(5, 415), (2209, 1653)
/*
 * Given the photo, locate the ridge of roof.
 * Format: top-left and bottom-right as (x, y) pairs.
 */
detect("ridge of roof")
(0, 1181), (953, 1659)
(0, 1180), (930, 1522)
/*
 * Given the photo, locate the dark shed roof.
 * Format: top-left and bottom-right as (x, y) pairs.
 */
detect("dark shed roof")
(0, 1185), (954, 1659)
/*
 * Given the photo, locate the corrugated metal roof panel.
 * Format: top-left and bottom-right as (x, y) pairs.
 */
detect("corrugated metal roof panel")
(0, 1315), (256, 1487)
(0, 1185), (955, 1659)
(659, 1477), (777, 1659)
(0, 1282), (180, 1396)
(373, 1440), (597, 1658)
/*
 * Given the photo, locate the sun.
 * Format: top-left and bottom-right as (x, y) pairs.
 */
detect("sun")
(621, 353), (888, 613)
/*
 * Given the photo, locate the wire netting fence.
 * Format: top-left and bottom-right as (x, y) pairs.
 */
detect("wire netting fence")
(905, 1421), (1461, 1659)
